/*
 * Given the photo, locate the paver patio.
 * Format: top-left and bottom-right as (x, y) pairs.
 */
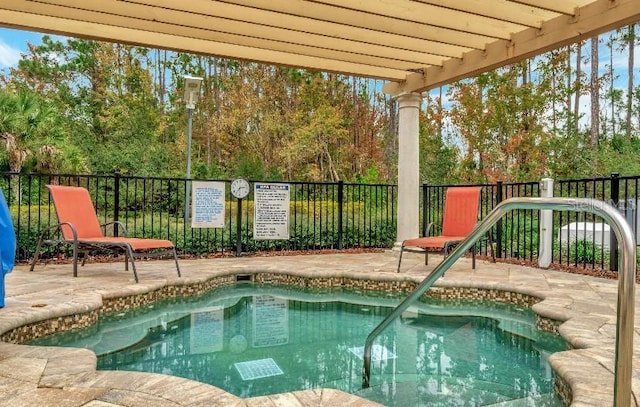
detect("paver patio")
(0, 251), (638, 406)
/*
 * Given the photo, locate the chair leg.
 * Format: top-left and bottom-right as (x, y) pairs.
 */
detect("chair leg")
(424, 250), (429, 265)
(125, 245), (139, 283)
(443, 243), (451, 258)
(124, 250), (129, 271)
(29, 234), (45, 271)
(397, 246), (405, 273)
(488, 232), (496, 263)
(173, 248), (181, 278)
(472, 246), (476, 269)
(72, 241), (78, 278)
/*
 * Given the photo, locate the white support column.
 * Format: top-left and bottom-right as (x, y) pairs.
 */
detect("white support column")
(394, 92), (422, 249)
(538, 178), (554, 268)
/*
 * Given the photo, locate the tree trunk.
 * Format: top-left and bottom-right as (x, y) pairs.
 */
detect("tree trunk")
(609, 34), (614, 136)
(438, 86), (443, 138)
(324, 146), (339, 182)
(590, 36), (599, 145)
(566, 47), (571, 135)
(551, 51), (557, 132)
(627, 24), (635, 138)
(574, 42), (582, 136)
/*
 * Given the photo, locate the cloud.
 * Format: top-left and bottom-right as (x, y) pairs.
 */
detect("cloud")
(0, 38), (21, 68)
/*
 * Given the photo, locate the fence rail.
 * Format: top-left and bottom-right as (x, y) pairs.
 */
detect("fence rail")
(1, 173), (397, 262)
(3, 172), (637, 271)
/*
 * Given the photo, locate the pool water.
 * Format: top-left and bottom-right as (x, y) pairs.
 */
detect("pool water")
(30, 284), (567, 406)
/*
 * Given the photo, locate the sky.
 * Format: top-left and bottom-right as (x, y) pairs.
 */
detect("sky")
(1, 25), (638, 131)
(0, 27), (43, 71)
(2, 26), (635, 76)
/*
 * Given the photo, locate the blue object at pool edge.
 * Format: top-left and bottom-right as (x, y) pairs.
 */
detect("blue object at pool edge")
(0, 189), (15, 308)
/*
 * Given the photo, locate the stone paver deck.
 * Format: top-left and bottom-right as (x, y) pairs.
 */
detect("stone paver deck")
(0, 251), (638, 406)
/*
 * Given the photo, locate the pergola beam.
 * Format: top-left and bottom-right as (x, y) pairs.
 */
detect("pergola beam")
(0, 9), (409, 81)
(384, 0), (640, 94)
(0, 0), (636, 95)
(2, 0), (449, 69)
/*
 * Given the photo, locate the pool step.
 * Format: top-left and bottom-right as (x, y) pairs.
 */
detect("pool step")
(483, 392), (562, 406)
(334, 375), (563, 407)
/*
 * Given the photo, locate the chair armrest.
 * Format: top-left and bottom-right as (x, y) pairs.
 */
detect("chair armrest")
(101, 221), (129, 237)
(425, 222), (434, 237)
(37, 222), (76, 240)
(34, 221), (79, 244)
(425, 223), (442, 237)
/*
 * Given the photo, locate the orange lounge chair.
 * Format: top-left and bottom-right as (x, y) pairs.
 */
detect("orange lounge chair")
(30, 185), (181, 283)
(397, 186), (493, 273)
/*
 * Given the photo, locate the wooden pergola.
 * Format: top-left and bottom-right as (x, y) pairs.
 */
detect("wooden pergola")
(1, 0), (639, 243)
(2, 0), (638, 94)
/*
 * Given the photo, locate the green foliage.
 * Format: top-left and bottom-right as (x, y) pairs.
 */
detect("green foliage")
(497, 216), (540, 260)
(553, 239), (608, 265)
(419, 100), (459, 185)
(1, 28), (640, 185)
(354, 166), (380, 184)
(448, 64), (554, 183)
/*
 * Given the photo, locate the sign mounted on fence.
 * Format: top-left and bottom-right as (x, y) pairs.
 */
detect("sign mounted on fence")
(254, 183), (290, 240)
(191, 181), (225, 228)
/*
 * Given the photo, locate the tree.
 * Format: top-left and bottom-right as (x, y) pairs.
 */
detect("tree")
(626, 25), (636, 137)
(447, 64), (552, 182)
(419, 94), (458, 185)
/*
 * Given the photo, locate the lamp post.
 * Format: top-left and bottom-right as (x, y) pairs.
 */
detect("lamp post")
(183, 76), (203, 223)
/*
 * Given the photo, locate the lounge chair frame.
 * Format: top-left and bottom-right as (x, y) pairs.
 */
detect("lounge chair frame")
(30, 185), (181, 283)
(397, 186), (495, 273)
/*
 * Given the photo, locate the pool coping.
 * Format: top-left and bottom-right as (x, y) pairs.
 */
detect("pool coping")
(0, 252), (636, 406)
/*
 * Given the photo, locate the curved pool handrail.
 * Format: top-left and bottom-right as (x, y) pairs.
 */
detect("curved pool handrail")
(362, 197), (636, 407)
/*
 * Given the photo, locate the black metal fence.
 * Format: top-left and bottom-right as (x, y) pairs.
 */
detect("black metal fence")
(553, 174), (640, 271)
(423, 173), (639, 271)
(421, 181), (541, 263)
(3, 171), (637, 271)
(1, 172), (397, 262)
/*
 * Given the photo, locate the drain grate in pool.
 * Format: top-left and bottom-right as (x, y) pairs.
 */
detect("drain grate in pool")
(348, 345), (397, 362)
(234, 358), (284, 380)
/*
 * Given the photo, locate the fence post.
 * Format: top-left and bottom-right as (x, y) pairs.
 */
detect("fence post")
(495, 181), (503, 258)
(337, 180), (344, 250)
(113, 172), (121, 237)
(538, 178), (554, 268)
(422, 183), (428, 237)
(610, 172), (620, 271)
(236, 197), (243, 257)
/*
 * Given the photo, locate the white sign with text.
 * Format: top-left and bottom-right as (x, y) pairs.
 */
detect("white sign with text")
(253, 183), (290, 240)
(191, 181), (225, 228)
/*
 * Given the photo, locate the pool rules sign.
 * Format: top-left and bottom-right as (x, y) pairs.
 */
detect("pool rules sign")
(254, 183), (290, 240)
(191, 181), (225, 228)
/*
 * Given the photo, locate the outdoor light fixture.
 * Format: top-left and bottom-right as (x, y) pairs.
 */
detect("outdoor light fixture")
(183, 75), (203, 109)
(183, 75), (203, 222)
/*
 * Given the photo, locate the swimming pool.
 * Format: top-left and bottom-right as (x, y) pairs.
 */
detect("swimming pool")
(30, 283), (567, 406)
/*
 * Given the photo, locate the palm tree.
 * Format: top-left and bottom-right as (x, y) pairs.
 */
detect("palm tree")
(0, 89), (67, 204)
(0, 89), (65, 173)
(0, 90), (32, 174)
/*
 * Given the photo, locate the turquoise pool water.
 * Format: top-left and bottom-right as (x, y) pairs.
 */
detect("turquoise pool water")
(30, 284), (567, 406)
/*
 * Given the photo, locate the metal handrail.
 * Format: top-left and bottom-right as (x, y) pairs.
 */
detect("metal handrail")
(362, 197), (636, 407)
